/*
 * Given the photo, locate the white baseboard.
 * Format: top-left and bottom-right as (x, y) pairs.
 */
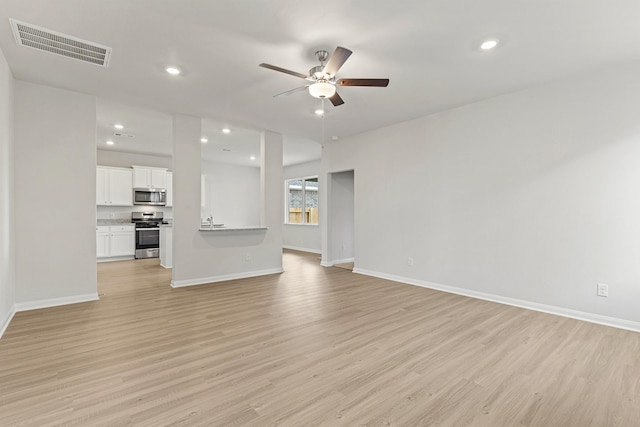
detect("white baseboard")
(160, 263), (172, 269)
(0, 305), (16, 340)
(171, 268), (284, 288)
(353, 268), (640, 333)
(321, 257), (354, 267)
(282, 245), (321, 254)
(14, 293), (100, 312)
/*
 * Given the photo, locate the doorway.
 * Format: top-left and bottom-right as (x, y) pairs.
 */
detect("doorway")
(325, 170), (355, 267)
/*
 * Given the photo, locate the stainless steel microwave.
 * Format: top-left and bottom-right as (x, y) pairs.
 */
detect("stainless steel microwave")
(133, 188), (166, 206)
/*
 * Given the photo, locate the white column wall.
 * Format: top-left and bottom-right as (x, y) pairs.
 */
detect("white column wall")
(323, 61), (640, 328)
(0, 46), (14, 336)
(13, 81), (97, 308)
(172, 117), (283, 286)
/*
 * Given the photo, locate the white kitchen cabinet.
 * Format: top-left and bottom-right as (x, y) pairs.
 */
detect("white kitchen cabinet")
(132, 166), (167, 189)
(96, 168), (108, 206)
(96, 166), (133, 206)
(109, 169), (134, 205)
(110, 226), (136, 257)
(165, 172), (173, 207)
(96, 226), (110, 258)
(151, 168), (166, 188)
(97, 225), (135, 260)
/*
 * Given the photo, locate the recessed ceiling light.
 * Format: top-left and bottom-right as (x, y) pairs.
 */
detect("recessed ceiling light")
(315, 109), (324, 116)
(114, 124), (124, 130)
(480, 39), (498, 50)
(200, 137), (208, 143)
(166, 67), (181, 75)
(222, 128), (231, 134)
(250, 155), (256, 160)
(106, 140), (114, 145)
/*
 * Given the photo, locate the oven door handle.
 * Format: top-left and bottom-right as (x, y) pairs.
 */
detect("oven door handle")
(136, 227), (160, 231)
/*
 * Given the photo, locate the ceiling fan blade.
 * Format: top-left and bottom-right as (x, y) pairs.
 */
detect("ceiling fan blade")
(274, 85), (309, 98)
(329, 91), (345, 107)
(259, 63), (309, 80)
(337, 78), (390, 87)
(322, 46), (353, 77)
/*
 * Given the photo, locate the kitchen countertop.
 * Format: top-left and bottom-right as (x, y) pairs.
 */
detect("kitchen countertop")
(97, 219), (134, 226)
(198, 226), (268, 232)
(97, 219), (173, 226)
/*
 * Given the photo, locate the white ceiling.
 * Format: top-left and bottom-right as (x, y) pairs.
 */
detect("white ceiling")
(3, 0), (640, 162)
(96, 98), (321, 167)
(97, 99), (172, 156)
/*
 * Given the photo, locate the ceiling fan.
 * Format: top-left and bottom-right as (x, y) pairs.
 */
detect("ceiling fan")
(259, 46), (389, 107)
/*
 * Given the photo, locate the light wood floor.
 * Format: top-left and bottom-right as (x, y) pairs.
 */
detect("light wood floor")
(1, 250), (640, 426)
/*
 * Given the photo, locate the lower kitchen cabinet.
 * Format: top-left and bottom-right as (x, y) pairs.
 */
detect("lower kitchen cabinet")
(96, 226), (110, 258)
(97, 225), (135, 260)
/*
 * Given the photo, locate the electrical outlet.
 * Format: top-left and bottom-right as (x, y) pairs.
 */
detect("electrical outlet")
(597, 283), (608, 297)
(341, 244), (346, 253)
(244, 253), (251, 262)
(407, 257), (414, 267)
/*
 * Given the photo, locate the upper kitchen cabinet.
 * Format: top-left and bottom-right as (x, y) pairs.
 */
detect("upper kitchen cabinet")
(132, 166), (167, 189)
(96, 166), (133, 206)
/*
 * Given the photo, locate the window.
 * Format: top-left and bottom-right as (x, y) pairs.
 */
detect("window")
(286, 177), (318, 225)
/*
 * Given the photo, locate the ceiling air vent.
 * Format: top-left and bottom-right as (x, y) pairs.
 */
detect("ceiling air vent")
(9, 18), (112, 67)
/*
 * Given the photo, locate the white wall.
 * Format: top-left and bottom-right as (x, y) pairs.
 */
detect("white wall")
(0, 47), (14, 336)
(284, 159), (321, 181)
(13, 81), (98, 308)
(283, 160), (321, 253)
(172, 116), (283, 286)
(97, 149), (172, 169)
(201, 161), (260, 227)
(323, 61), (640, 328)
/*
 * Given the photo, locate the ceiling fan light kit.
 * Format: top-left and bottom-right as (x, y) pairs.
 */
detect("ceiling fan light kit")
(309, 81), (335, 99)
(259, 46), (389, 107)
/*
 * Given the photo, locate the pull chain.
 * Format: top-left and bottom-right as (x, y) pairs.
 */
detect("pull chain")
(321, 98), (326, 144)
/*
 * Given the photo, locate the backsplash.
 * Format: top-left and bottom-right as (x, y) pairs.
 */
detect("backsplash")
(97, 205), (172, 221)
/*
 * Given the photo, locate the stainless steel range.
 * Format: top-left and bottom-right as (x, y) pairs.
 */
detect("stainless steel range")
(131, 211), (163, 259)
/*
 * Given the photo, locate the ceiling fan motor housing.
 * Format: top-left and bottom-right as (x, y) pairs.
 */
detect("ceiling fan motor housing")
(310, 65), (326, 79)
(315, 50), (329, 63)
